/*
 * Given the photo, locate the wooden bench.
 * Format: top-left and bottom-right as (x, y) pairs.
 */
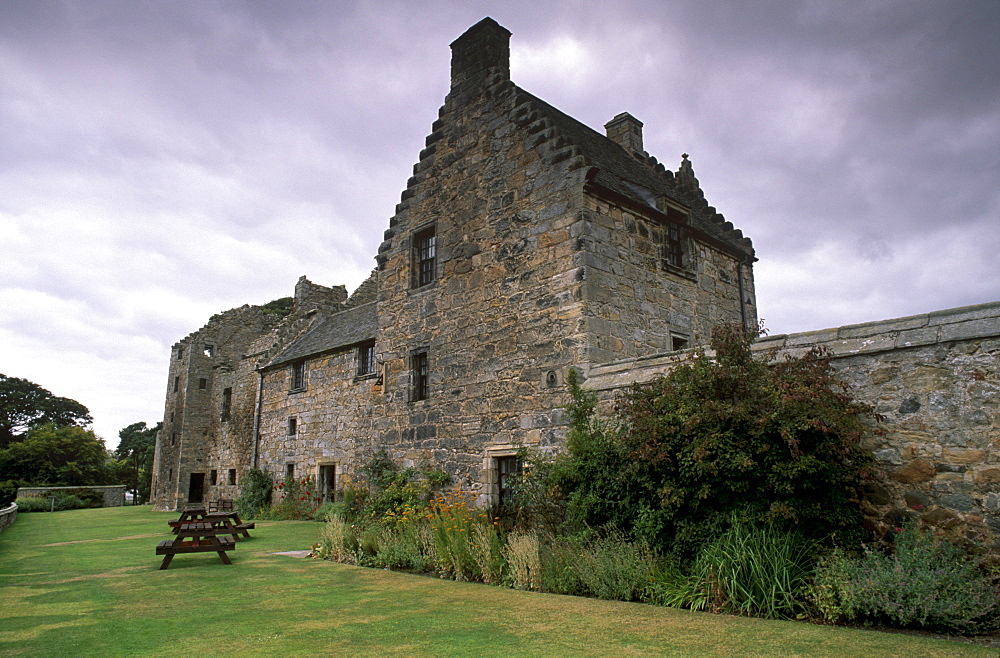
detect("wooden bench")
(155, 523), (235, 569)
(208, 499), (234, 512)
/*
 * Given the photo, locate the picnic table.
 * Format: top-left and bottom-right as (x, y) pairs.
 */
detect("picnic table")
(155, 521), (235, 570)
(204, 510), (255, 541)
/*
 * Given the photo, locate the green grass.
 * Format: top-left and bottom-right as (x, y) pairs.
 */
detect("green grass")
(0, 507), (991, 656)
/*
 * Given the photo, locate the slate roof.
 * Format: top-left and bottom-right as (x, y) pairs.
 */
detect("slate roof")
(513, 85), (754, 259)
(264, 301), (376, 369)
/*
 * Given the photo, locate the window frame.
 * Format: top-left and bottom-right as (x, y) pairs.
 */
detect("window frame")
(412, 225), (437, 288)
(290, 360), (306, 392)
(287, 416), (297, 436)
(356, 342), (376, 377)
(411, 350), (429, 402)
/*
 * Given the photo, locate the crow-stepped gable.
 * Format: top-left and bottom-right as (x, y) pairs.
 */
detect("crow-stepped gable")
(151, 17), (757, 510)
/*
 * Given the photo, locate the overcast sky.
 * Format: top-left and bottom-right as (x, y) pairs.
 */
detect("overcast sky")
(2, 0), (998, 448)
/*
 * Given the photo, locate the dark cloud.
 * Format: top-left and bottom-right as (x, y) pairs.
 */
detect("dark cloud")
(1, 0), (996, 444)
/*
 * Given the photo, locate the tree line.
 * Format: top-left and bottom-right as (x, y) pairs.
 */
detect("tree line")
(0, 374), (158, 506)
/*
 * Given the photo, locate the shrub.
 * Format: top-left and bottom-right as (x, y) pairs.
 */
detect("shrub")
(315, 513), (359, 564)
(549, 324), (879, 559)
(313, 502), (343, 522)
(809, 522), (1000, 634)
(505, 531), (541, 590)
(679, 518), (816, 619)
(265, 475), (322, 520)
(234, 468), (272, 519)
(538, 537), (588, 596)
(13, 496), (53, 512)
(15, 492), (91, 512)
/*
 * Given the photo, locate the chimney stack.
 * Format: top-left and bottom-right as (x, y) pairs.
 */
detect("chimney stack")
(450, 17), (511, 92)
(605, 112), (645, 157)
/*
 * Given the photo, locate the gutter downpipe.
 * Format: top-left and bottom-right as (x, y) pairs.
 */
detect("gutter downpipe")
(252, 368), (264, 470)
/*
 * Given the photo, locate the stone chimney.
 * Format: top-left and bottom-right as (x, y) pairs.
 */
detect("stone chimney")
(605, 112), (645, 157)
(450, 17), (511, 92)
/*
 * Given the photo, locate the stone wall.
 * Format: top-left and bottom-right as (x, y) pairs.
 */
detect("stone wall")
(17, 485), (127, 508)
(587, 301), (1000, 551)
(0, 503), (17, 532)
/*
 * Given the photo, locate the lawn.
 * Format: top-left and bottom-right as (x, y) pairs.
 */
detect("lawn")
(0, 506), (991, 656)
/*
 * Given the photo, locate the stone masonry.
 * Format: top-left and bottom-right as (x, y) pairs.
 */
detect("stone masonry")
(588, 302), (1000, 551)
(149, 18), (998, 553)
(151, 18), (754, 511)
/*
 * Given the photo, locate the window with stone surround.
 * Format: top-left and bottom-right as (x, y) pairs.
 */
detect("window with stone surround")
(228, 468), (236, 485)
(290, 360), (306, 392)
(357, 341), (376, 377)
(413, 226), (436, 288)
(286, 463), (294, 480)
(411, 350), (429, 401)
(287, 416), (297, 436)
(221, 387), (232, 422)
(657, 221), (684, 269)
(496, 455), (522, 507)
(210, 469), (217, 485)
(198, 378), (207, 389)
(670, 332), (690, 352)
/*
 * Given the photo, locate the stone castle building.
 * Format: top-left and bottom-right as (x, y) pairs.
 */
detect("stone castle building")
(150, 19), (999, 551)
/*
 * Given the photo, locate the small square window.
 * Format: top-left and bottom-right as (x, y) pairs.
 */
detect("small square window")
(228, 468), (236, 485)
(287, 417), (297, 436)
(670, 333), (690, 352)
(203, 345), (214, 358)
(198, 378), (207, 390)
(290, 361), (306, 391)
(357, 342), (376, 377)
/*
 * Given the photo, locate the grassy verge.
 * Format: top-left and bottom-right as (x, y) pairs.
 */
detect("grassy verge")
(0, 507), (991, 656)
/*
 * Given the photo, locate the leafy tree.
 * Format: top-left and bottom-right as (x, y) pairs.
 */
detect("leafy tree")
(0, 423), (112, 486)
(550, 323), (878, 559)
(114, 421), (160, 503)
(0, 374), (92, 447)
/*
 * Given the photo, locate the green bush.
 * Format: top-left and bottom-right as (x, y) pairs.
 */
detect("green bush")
(538, 537), (588, 596)
(313, 502), (343, 522)
(548, 324), (878, 560)
(13, 496), (53, 512)
(659, 518), (816, 619)
(809, 522), (1000, 634)
(234, 468), (272, 519)
(537, 533), (657, 601)
(0, 480), (20, 506)
(15, 493), (91, 512)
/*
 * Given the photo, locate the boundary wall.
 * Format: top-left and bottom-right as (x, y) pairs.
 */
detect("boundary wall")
(16, 485), (127, 508)
(0, 503), (16, 532)
(588, 301), (1000, 551)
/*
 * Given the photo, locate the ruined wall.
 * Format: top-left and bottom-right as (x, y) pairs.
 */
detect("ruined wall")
(588, 301), (1000, 552)
(151, 305), (283, 510)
